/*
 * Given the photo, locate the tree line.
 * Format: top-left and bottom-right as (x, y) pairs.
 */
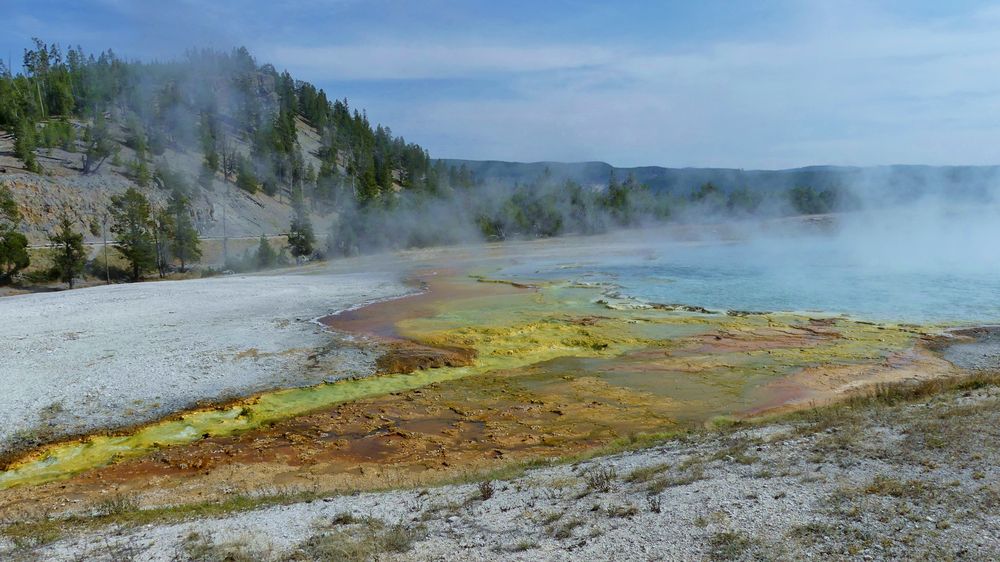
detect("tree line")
(0, 39), (437, 211)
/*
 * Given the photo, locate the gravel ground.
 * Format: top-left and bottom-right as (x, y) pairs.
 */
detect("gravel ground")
(0, 267), (408, 454)
(15, 383), (1000, 561)
(943, 327), (1000, 372)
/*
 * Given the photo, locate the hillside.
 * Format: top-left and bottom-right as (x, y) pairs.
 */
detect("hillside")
(0, 42), (435, 265)
(0, 117), (327, 246)
(444, 159), (1000, 203)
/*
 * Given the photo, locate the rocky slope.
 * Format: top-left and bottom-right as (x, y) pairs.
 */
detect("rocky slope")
(1, 118), (331, 250)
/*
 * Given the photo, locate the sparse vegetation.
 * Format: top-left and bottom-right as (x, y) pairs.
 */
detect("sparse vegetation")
(477, 479), (496, 501)
(606, 502), (639, 518)
(709, 438), (760, 465)
(625, 462), (671, 483)
(549, 517), (584, 540)
(583, 465), (617, 493)
(707, 530), (755, 561)
(180, 531), (262, 562)
(509, 538), (539, 552)
(295, 518), (424, 561)
(647, 460), (706, 493)
(330, 512), (361, 525)
(863, 475), (933, 499)
(2, 517), (62, 550)
(94, 492), (140, 518)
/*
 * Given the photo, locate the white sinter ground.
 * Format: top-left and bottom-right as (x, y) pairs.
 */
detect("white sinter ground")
(0, 266), (408, 452)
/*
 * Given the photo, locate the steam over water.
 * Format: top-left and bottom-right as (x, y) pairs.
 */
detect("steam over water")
(499, 208), (1000, 325)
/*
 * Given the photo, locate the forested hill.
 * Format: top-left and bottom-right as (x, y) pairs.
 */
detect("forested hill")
(444, 159), (1000, 203)
(0, 40), (435, 200)
(0, 39), (454, 260)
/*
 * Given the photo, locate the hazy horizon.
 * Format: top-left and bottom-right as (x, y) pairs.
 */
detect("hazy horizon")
(441, 159), (1000, 172)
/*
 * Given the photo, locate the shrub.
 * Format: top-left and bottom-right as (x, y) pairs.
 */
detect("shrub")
(478, 480), (496, 501)
(95, 493), (140, 517)
(584, 466), (617, 493)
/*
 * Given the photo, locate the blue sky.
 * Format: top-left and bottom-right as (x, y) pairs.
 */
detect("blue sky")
(3, 0), (1000, 168)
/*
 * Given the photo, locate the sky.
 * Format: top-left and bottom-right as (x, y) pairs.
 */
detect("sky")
(3, 0), (1000, 169)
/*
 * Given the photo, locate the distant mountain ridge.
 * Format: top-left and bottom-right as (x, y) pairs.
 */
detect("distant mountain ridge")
(443, 159), (1000, 200)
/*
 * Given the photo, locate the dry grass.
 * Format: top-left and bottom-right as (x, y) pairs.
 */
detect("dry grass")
(2, 487), (318, 553)
(583, 465), (617, 493)
(606, 503), (639, 518)
(709, 437), (760, 465)
(647, 460), (706, 494)
(94, 492), (140, 518)
(180, 532), (265, 562)
(294, 518), (425, 561)
(706, 530), (755, 561)
(625, 462), (671, 483)
(548, 517), (584, 540)
(509, 538), (539, 552)
(863, 475), (934, 499)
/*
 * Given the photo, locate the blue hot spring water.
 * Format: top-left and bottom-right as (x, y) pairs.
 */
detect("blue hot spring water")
(501, 236), (1000, 325)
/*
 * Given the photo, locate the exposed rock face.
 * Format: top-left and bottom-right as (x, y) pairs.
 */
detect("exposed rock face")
(0, 115), (331, 250)
(2, 173), (146, 241)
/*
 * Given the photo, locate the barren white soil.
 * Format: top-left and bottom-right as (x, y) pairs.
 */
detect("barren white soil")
(21, 385), (1000, 561)
(0, 267), (408, 453)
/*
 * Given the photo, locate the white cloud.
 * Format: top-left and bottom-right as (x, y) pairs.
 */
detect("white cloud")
(266, 43), (618, 80)
(346, 3), (1000, 167)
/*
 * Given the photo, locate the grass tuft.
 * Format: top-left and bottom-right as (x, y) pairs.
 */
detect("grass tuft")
(478, 480), (496, 501)
(583, 465), (617, 492)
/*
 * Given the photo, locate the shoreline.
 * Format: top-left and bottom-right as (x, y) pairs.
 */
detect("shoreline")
(0, 272), (526, 489)
(1, 233), (995, 538)
(0, 264), (971, 505)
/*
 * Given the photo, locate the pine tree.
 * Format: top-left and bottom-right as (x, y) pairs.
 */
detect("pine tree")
(49, 212), (86, 288)
(108, 187), (155, 281)
(304, 162), (316, 186)
(0, 186), (29, 284)
(130, 158), (151, 187)
(255, 235), (277, 269)
(357, 158), (379, 205)
(168, 188), (201, 271)
(235, 156), (258, 193)
(151, 208), (173, 278)
(82, 113), (113, 174)
(287, 188), (315, 262)
(13, 119), (40, 173)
